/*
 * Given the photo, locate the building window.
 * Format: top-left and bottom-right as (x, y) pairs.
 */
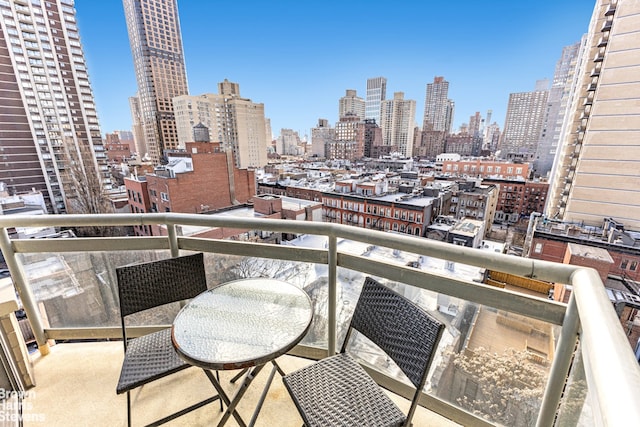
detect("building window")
(621, 259), (629, 269)
(534, 243), (543, 254)
(160, 192), (169, 201)
(631, 261), (638, 271)
(463, 379), (478, 400)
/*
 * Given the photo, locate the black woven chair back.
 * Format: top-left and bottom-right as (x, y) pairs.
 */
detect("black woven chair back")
(116, 252), (207, 318)
(347, 277), (444, 389)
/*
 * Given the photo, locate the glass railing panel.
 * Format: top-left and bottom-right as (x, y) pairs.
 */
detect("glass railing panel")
(555, 339), (592, 426)
(342, 275), (560, 427)
(439, 303), (559, 427)
(343, 275), (448, 387)
(17, 250), (172, 328)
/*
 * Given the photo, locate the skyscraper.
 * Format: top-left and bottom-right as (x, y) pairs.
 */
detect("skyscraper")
(499, 83), (549, 160)
(380, 92), (416, 157)
(339, 89), (365, 120)
(365, 77), (387, 124)
(547, 0), (640, 231)
(123, 0), (189, 164)
(173, 80), (269, 168)
(535, 42), (581, 178)
(129, 95), (146, 158)
(0, 0), (107, 214)
(423, 76), (452, 133)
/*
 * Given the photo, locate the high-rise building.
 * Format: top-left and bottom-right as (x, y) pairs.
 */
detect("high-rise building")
(311, 119), (335, 158)
(380, 92), (416, 158)
(483, 122), (502, 153)
(547, 0), (640, 231)
(264, 118), (273, 152)
(365, 77), (387, 124)
(277, 129), (302, 156)
(468, 112), (483, 138)
(329, 114), (363, 160)
(363, 119), (383, 158)
(129, 95), (146, 158)
(0, 0), (107, 214)
(535, 42), (582, 178)
(173, 80), (269, 168)
(499, 83), (549, 160)
(339, 89), (365, 121)
(423, 77), (453, 133)
(123, 0), (189, 164)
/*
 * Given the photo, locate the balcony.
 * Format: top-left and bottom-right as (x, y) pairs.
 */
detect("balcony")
(1, 213), (639, 427)
(26, 342), (453, 426)
(605, 3), (617, 16)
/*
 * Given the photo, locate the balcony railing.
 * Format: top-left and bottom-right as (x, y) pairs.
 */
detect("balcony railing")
(1, 213), (639, 426)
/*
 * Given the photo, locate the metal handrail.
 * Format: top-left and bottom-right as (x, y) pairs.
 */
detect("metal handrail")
(0, 213), (638, 426)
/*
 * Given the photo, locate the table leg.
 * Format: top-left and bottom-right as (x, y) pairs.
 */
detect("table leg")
(248, 363), (278, 427)
(230, 367), (249, 384)
(217, 364), (266, 427)
(203, 370), (247, 427)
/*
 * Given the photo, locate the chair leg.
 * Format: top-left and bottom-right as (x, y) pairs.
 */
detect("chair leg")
(126, 390), (132, 427)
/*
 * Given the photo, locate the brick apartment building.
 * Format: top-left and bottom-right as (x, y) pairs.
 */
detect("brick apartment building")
(526, 217), (640, 350)
(125, 141), (255, 235)
(442, 159), (529, 179)
(322, 192), (433, 236)
(527, 217), (640, 283)
(185, 194), (322, 241)
(258, 180), (435, 236)
(105, 132), (134, 164)
(483, 178), (549, 224)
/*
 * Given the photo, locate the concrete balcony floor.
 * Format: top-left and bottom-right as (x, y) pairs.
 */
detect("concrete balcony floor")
(23, 341), (460, 426)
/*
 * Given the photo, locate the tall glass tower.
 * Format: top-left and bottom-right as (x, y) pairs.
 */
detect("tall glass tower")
(0, 0), (107, 213)
(123, 0), (189, 164)
(365, 77), (387, 125)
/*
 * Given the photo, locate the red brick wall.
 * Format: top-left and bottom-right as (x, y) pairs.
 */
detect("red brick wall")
(529, 238), (567, 264)
(144, 148), (255, 215)
(254, 196), (282, 215)
(563, 251), (612, 284)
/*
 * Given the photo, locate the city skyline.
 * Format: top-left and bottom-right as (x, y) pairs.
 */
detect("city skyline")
(77, 1), (593, 139)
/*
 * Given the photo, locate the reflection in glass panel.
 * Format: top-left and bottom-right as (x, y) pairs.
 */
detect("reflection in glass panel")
(17, 250), (173, 328)
(556, 339), (591, 426)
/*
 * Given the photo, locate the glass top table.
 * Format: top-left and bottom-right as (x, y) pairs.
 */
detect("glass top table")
(172, 277), (313, 370)
(171, 278), (313, 426)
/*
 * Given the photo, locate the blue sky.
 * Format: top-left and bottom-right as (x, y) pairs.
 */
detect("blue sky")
(76, 1), (594, 140)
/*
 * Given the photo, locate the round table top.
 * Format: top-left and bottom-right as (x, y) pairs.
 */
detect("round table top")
(172, 278), (313, 370)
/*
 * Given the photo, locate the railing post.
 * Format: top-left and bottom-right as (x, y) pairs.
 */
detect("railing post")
(536, 293), (579, 427)
(327, 234), (337, 355)
(167, 222), (180, 257)
(0, 227), (50, 355)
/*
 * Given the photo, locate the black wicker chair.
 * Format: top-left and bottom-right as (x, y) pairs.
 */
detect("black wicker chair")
(115, 253), (222, 427)
(283, 276), (444, 427)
